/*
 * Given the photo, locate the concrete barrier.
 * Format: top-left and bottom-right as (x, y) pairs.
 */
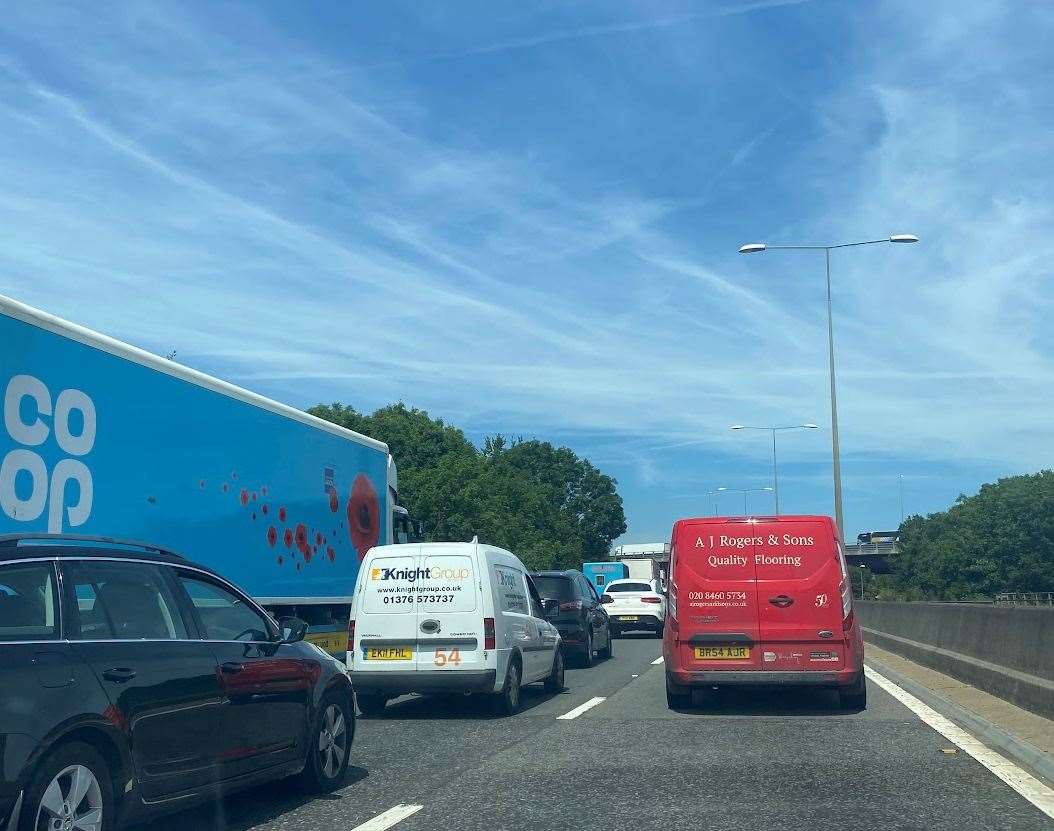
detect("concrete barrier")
(857, 601), (1054, 719)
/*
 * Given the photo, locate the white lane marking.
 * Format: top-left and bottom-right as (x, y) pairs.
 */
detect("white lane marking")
(652, 655), (664, 665)
(632, 674), (639, 678)
(557, 696), (606, 720)
(865, 666), (1054, 819)
(349, 804), (424, 831)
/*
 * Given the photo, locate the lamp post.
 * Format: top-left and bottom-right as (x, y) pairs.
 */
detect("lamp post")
(899, 474), (905, 523)
(738, 234), (919, 540)
(730, 423), (819, 515)
(717, 486), (774, 516)
(706, 489), (724, 516)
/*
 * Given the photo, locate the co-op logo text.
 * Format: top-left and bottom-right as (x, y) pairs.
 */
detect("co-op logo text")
(371, 565), (470, 582)
(1, 374), (96, 532)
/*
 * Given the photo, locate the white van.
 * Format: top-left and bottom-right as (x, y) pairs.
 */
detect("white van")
(349, 541), (564, 715)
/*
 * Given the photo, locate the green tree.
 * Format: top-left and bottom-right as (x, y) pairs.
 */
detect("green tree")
(308, 402), (627, 570)
(883, 470), (1054, 599)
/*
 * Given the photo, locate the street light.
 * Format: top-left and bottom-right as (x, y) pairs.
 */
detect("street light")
(899, 473), (905, 523)
(705, 489), (724, 516)
(717, 485), (774, 515)
(738, 234), (919, 540)
(730, 423), (819, 515)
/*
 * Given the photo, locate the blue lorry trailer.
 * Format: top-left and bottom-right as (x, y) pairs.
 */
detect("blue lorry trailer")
(0, 293), (411, 654)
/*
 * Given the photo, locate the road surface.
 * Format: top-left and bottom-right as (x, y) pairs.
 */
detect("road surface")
(140, 635), (1053, 830)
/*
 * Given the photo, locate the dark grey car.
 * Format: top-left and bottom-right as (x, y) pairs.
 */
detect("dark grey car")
(0, 534), (355, 831)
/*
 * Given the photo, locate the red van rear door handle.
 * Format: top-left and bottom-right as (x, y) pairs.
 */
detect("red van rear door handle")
(769, 595), (794, 608)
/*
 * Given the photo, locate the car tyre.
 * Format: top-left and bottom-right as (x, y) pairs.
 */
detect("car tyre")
(297, 690), (354, 793)
(665, 673), (690, 710)
(597, 627), (613, 660)
(839, 671), (867, 711)
(494, 658), (522, 716)
(544, 647), (565, 693)
(356, 693), (389, 718)
(580, 630), (594, 668)
(20, 741), (114, 831)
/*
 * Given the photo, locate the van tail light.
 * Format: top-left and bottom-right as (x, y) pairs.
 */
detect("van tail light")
(600, 594), (613, 604)
(347, 618), (355, 643)
(484, 617), (496, 650)
(836, 546), (853, 626)
(559, 599), (584, 611)
(641, 596), (662, 604)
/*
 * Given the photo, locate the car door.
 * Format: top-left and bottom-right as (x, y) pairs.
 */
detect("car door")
(754, 519), (847, 672)
(525, 576), (559, 681)
(581, 575), (607, 644)
(173, 569), (316, 778)
(415, 550), (483, 674)
(0, 560), (97, 764)
(355, 549), (421, 671)
(671, 521), (764, 670)
(61, 559), (224, 802)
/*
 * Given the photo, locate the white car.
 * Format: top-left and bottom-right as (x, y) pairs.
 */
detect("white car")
(602, 578), (666, 637)
(349, 541), (564, 715)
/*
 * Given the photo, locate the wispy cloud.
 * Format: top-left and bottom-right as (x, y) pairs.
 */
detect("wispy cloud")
(0, 0), (1050, 540)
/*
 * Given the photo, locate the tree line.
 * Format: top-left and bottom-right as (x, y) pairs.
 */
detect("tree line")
(876, 469), (1054, 600)
(309, 402), (627, 570)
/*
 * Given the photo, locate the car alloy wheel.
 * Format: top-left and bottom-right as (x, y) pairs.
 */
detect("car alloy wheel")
(35, 764), (104, 831)
(317, 703), (348, 781)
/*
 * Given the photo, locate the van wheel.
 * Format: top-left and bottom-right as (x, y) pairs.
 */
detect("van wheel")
(20, 741), (114, 831)
(356, 693), (389, 717)
(494, 659), (522, 716)
(544, 648), (565, 693)
(839, 672), (867, 711)
(665, 674), (690, 710)
(597, 628), (613, 660)
(297, 691), (353, 792)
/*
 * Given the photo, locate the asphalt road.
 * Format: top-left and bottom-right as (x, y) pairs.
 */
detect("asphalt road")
(139, 634), (1053, 831)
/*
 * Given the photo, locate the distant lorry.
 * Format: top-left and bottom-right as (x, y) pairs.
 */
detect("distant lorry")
(612, 542), (670, 590)
(583, 561), (629, 594)
(0, 293), (416, 655)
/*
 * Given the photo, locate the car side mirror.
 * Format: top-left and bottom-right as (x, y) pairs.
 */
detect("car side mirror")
(600, 594), (613, 604)
(277, 616), (308, 644)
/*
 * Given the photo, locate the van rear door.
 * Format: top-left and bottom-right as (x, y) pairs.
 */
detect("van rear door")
(414, 551), (483, 673)
(754, 518), (846, 670)
(674, 520), (763, 670)
(357, 550), (420, 672)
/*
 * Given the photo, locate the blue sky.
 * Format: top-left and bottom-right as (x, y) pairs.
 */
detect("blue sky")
(1, 1), (1052, 544)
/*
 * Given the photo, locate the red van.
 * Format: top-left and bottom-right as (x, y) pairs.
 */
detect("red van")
(663, 515), (866, 709)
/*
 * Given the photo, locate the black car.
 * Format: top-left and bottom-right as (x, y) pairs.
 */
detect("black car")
(530, 570), (612, 667)
(0, 534), (355, 831)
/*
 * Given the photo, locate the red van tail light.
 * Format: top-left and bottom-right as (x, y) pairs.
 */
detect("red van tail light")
(641, 596), (662, 604)
(347, 618), (355, 642)
(600, 594), (613, 604)
(842, 608), (855, 633)
(484, 617), (496, 650)
(559, 599), (584, 611)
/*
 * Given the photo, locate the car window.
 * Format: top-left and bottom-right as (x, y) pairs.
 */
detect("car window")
(177, 573), (272, 642)
(524, 576), (546, 619)
(532, 575), (574, 601)
(494, 565), (530, 614)
(606, 582), (653, 593)
(65, 560), (188, 640)
(582, 577), (601, 602)
(0, 562), (58, 641)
